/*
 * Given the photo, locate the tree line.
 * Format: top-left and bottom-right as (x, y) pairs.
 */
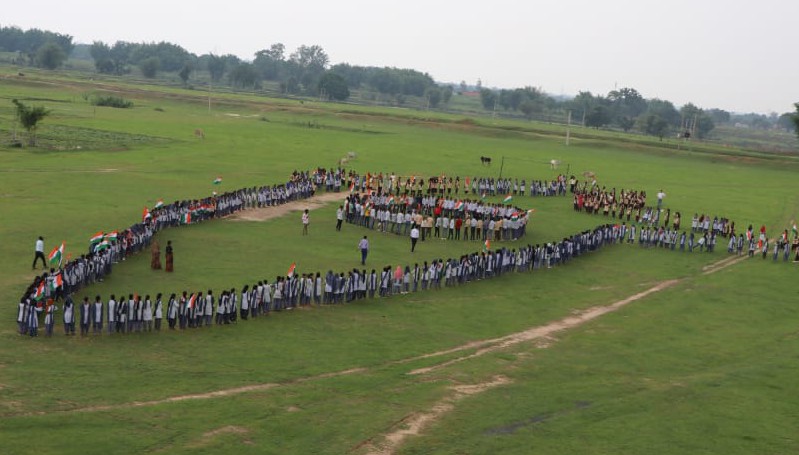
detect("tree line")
(3, 25), (799, 141)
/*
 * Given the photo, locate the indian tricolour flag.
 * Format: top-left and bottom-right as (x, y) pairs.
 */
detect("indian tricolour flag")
(181, 212), (192, 225)
(104, 231), (118, 242)
(50, 272), (63, 291)
(154, 199), (164, 209)
(48, 242), (65, 267)
(287, 262), (296, 277)
(32, 281), (45, 301)
(483, 239), (491, 252)
(95, 240), (111, 251)
(188, 293), (197, 309)
(90, 231), (104, 244)
(454, 200), (464, 211)
(213, 176), (222, 185)
(142, 207), (152, 222)
(480, 192), (486, 200)
(792, 222), (797, 237)
(511, 211), (519, 221)
(502, 194), (513, 204)
(387, 195), (395, 205)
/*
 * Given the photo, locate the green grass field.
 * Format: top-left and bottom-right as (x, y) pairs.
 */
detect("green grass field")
(1, 67), (798, 455)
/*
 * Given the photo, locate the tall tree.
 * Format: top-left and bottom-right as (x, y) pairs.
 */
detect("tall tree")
(254, 43), (286, 80)
(585, 105), (611, 128)
(205, 54), (227, 82)
(138, 57), (160, 78)
(288, 44), (329, 93)
(790, 103), (799, 139)
(178, 62), (192, 86)
(12, 99), (50, 146)
(229, 63), (259, 89)
(318, 72), (350, 101)
(479, 88), (497, 111)
(35, 42), (66, 69)
(424, 87), (442, 108)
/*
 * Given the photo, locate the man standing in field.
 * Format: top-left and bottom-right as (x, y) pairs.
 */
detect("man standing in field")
(657, 190), (666, 210)
(302, 209), (310, 235)
(32, 236), (46, 269)
(358, 236), (369, 265)
(336, 205), (344, 231)
(410, 224), (420, 252)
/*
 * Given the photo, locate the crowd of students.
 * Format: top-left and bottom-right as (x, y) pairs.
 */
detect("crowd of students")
(19, 169), (334, 335)
(340, 191), (529, 242)
(17, 167), (798, 338)
(341, 171), (571, 199)
(17, 221), (619, 337)
(572, 183), (799, 260)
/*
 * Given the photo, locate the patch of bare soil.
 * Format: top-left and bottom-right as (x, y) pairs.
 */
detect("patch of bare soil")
(702, 255), (748, 275)
(362, 376), (511, 455)
(228, 192), (343, 222)
(187, 425), (251, 448)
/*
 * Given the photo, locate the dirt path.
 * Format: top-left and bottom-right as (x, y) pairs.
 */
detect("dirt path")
(13, 256), (744, 421)
(361, 376), (511, 455)
(407, 279), (682, 376)
(227, 192), (344, 222)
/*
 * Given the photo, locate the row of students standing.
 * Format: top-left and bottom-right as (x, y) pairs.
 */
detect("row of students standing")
(18, 223), (619, 337)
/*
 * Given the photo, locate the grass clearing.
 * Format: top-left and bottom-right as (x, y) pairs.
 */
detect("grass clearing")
(1, 67), (798, 454)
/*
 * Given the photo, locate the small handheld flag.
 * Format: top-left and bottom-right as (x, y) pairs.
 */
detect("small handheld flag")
(90, 231), (104, 244)
(154, 199), (164, 209)
(287, 262), (296, 277)
(33, 281), (45, 301)
(181, 212), (192, 225)
(48, 242), (65, 267)
(142, 207), (152, 222)
(213, 177), (222, 185)
(484, 239), (491, 251)
(502, 194), (513, 204)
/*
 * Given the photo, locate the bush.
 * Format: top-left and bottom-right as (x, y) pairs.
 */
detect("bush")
(91, 96), (133, 109)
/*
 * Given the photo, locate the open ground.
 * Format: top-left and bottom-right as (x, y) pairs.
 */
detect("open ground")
(1, 68), (798, 455)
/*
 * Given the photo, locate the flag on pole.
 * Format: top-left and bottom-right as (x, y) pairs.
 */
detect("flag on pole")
(287, 262), (296, 277)
(527, 209), (536, 214)
(154, 199), (164, 209)
(181, 212), (192, 225)
(48, 242), (65, 267)
(94, 240), (111, 251)
(142, 207), (152, 222)
(792, 221), (797, 237)
(349, 181), (355, 193)
(213, 177), (222, 185)
(502, 194), (513, 204)
(188, 293), (197, 309)
(90, 231), (104, 244)
(454, 200), (464, 211)
(104, 231), (118, 242)
(481, 192), (486, 200)
(484, 239), (491, 251)
(511, 212), (519, 221)
(387, 195), (395, 205)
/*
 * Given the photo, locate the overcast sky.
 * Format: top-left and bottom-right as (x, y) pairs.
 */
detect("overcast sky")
(6, 0), (797, 113)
